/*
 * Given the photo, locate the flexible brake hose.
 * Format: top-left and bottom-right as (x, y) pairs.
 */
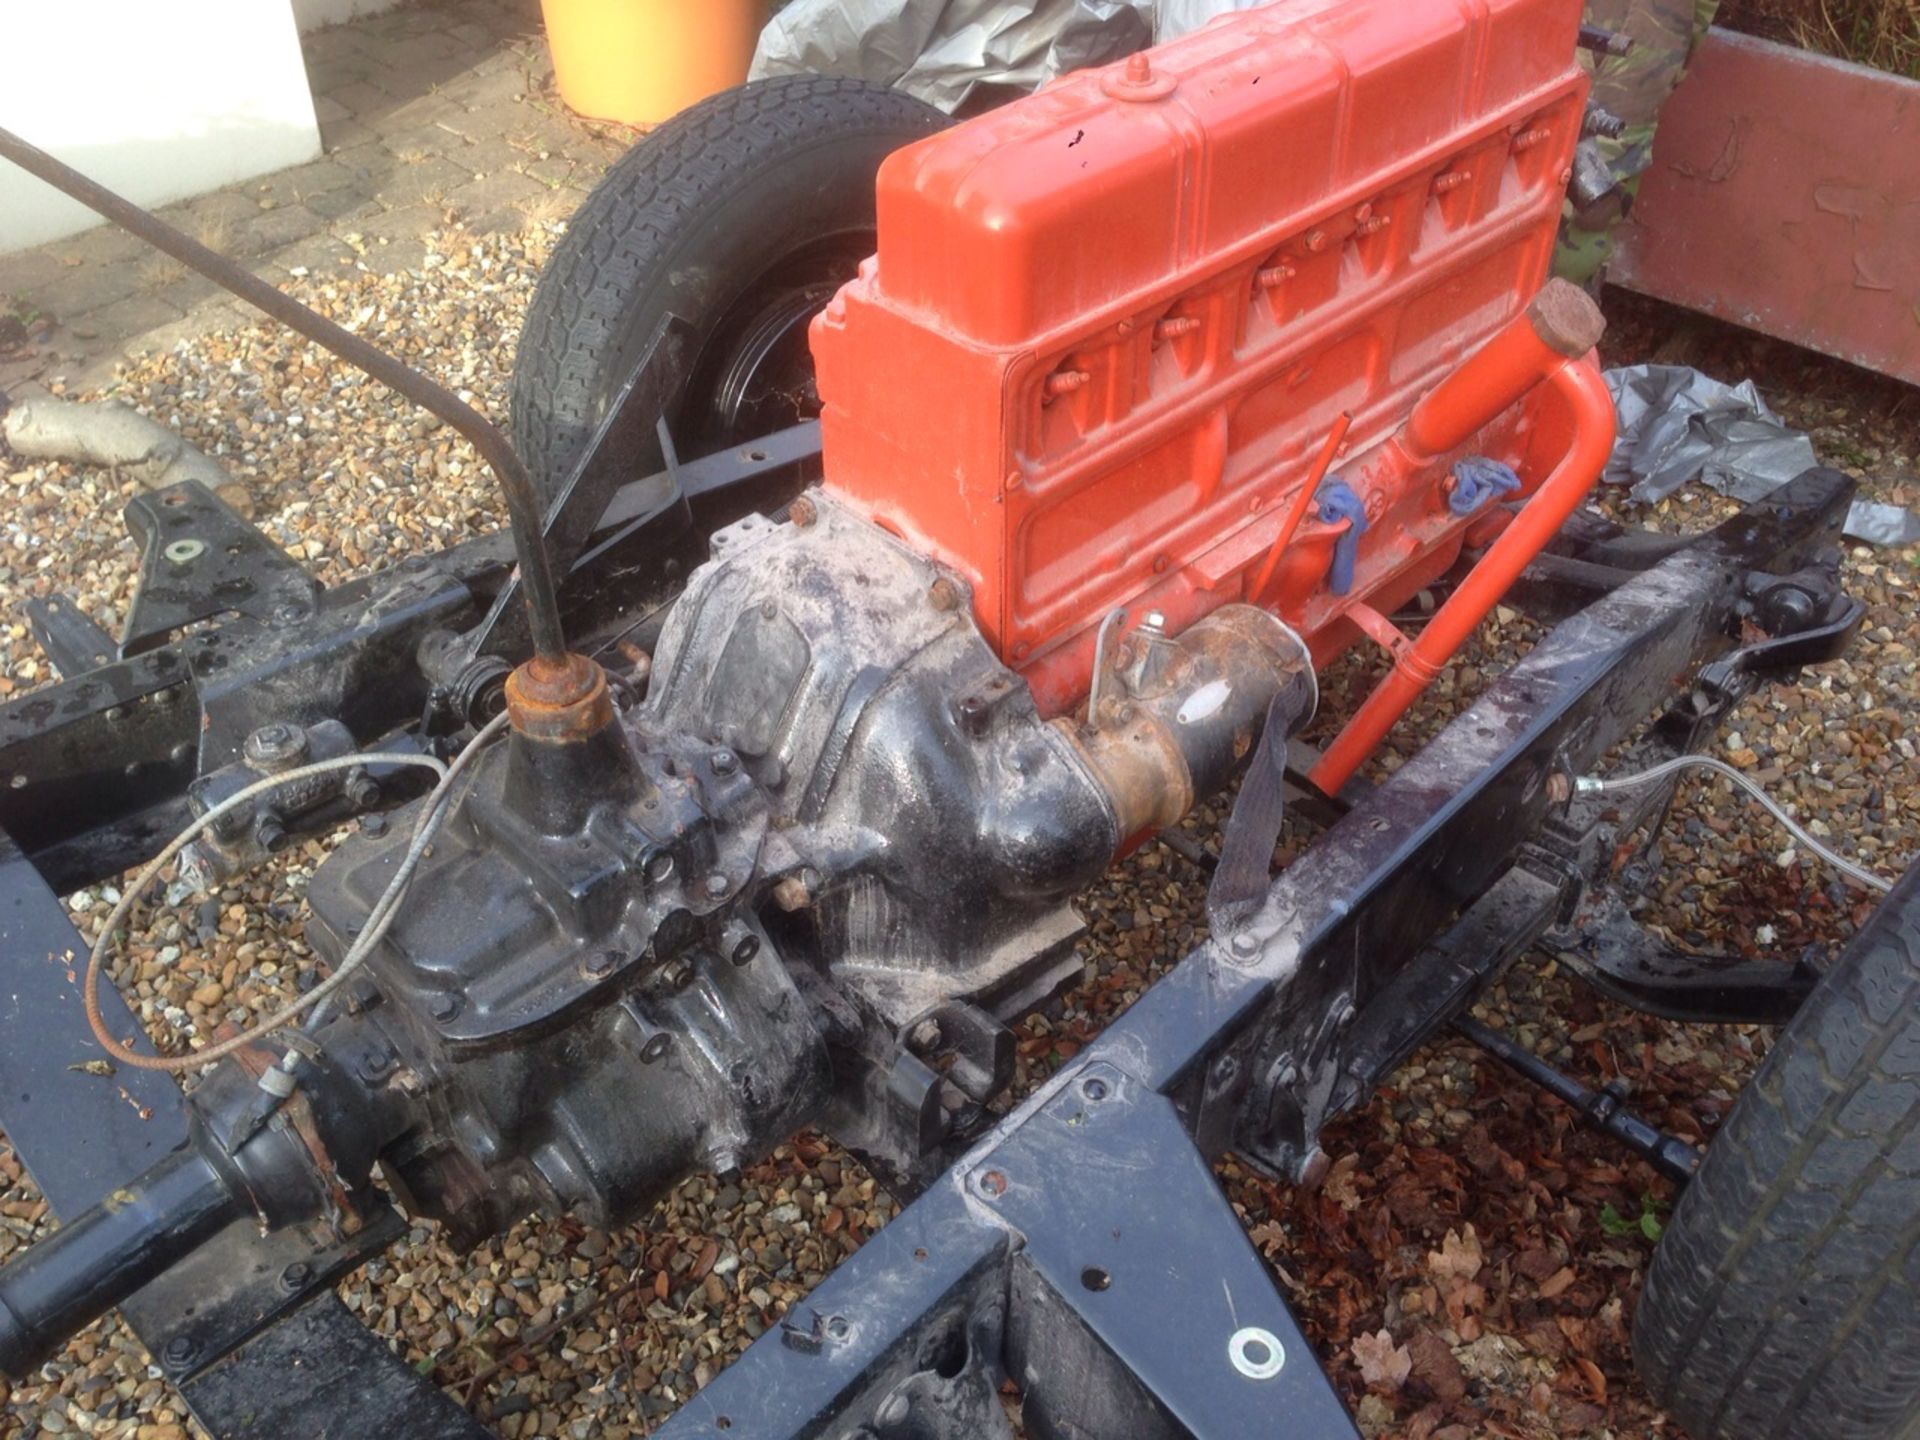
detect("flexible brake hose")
(1576, 754), (1897, 895)
(83, 714), (509, 1073)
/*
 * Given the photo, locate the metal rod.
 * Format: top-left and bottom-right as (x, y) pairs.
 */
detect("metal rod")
(1249, 410), (1351, 605)
(0, 125), (569, 665)
(1454, 1015), (1700, 1184)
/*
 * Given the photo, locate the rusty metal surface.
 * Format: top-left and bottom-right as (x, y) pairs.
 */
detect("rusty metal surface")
(1612, 28), (1920, 385)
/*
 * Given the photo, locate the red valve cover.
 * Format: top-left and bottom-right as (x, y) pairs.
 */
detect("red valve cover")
(812, 0), (1589, 715)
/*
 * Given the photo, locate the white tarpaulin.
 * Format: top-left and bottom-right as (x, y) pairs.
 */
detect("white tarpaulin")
(751, 0), (1263, 112)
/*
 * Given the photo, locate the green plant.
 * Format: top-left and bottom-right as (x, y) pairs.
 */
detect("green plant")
(1600, 1192), (1668, 1242)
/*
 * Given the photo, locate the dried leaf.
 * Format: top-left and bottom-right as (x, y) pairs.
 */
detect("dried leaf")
(1352, 1327), (1412, 1390)
(1428, 1225), (1484, 1284)
(1322, 1152), (1363, 1211)
(1575, 1355), (1608, 1403)
(1536, 1266), (1577, 1299)
(1407, 1327), (1467, 1405)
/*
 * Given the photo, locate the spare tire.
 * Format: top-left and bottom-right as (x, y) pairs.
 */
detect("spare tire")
(509, 75), (951, 500)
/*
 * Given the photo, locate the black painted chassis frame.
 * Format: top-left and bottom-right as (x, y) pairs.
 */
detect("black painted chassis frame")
(0, 461), (1858, 1438)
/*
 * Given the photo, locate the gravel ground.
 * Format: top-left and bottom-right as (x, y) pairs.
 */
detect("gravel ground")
(0, 226), (1914, 1440)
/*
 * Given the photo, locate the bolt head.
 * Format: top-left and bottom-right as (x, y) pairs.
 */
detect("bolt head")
(705, 873), (731, 898)
(429, 992), (460, 1021)
(711, 748), (738, 776)
(585, 950), (619, 977)
(730, 935), (760, 966)
(1230, 933), (1259, 958)
(163, 1336), (196, 1366)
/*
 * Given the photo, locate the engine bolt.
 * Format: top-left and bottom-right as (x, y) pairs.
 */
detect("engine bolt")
(663, 957), (695, 989)
(978, 1169), (1008, 1198)
(711, 748), (738, 776)
(705, 873), (731, 898)
(1545, 771), (1573, 804)
(789, 495), (818, 528)
(244, 722), (308, 772)
(909, 1018), (942, 1052)
(279, 1261), (313, 1293)
(773, 874), (811, 912)
(345, 770), (380, 809)
(585, 951), (620, 978)
(639, 1033), (672, 1064)
(162, 1336), (197, 1369)
(927, 577), (961, 612)
(429, 992), (461, 1022)
(1230, 933), (1259, 958)
(730, 935), (760, 966)
(1045, 368), (1090, 398)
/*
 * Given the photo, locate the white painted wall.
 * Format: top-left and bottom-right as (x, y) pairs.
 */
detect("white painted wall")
(0, 1), (323, 254)
(292, 0), (405, 34)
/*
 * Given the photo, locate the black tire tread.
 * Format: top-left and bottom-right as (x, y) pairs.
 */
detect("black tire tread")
(1633, 863), (1920, 1440)
(508, 75), (947, 493)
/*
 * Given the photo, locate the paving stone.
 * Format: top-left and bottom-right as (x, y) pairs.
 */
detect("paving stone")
(449, 66), (535, 110)
(313, 95), (353, 126)
(20, 257), (145, 319)
(51, 224), (149, 267)
(272, 234), (362, 276)
(371, 155), (476, 209)
(445, 170), (547, 220)
(304, 187), (384, 223)
(175, 189), (269, 239)
(321, 117), (382, 153)
(328, 80), (402, 122)
(379, 31), (474, 70)
(356, 204), (446, 243)
(378, 123), (464, 163)
(79, 293), (184, 342)
(231, 205), (330, 259)
(153, 272), (227, 315)
(452, 135), (531, 178)
(0, 248), (71, 302)
(357, 236), (431, 277)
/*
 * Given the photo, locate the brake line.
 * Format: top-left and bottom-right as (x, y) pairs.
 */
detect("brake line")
(83, 715), (508, 1073)
(1576, 754), (1899, 895)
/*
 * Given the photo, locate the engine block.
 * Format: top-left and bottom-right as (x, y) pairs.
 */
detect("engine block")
(812, 0), (1592, 714)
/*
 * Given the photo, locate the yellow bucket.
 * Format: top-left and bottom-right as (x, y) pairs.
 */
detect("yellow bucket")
(540, 0), (763, 127)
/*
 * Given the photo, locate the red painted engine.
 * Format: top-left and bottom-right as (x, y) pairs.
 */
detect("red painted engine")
(810, 0), (1615, 790)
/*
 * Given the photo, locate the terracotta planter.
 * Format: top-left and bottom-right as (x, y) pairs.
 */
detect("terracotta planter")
(540, 0), (761, 127)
